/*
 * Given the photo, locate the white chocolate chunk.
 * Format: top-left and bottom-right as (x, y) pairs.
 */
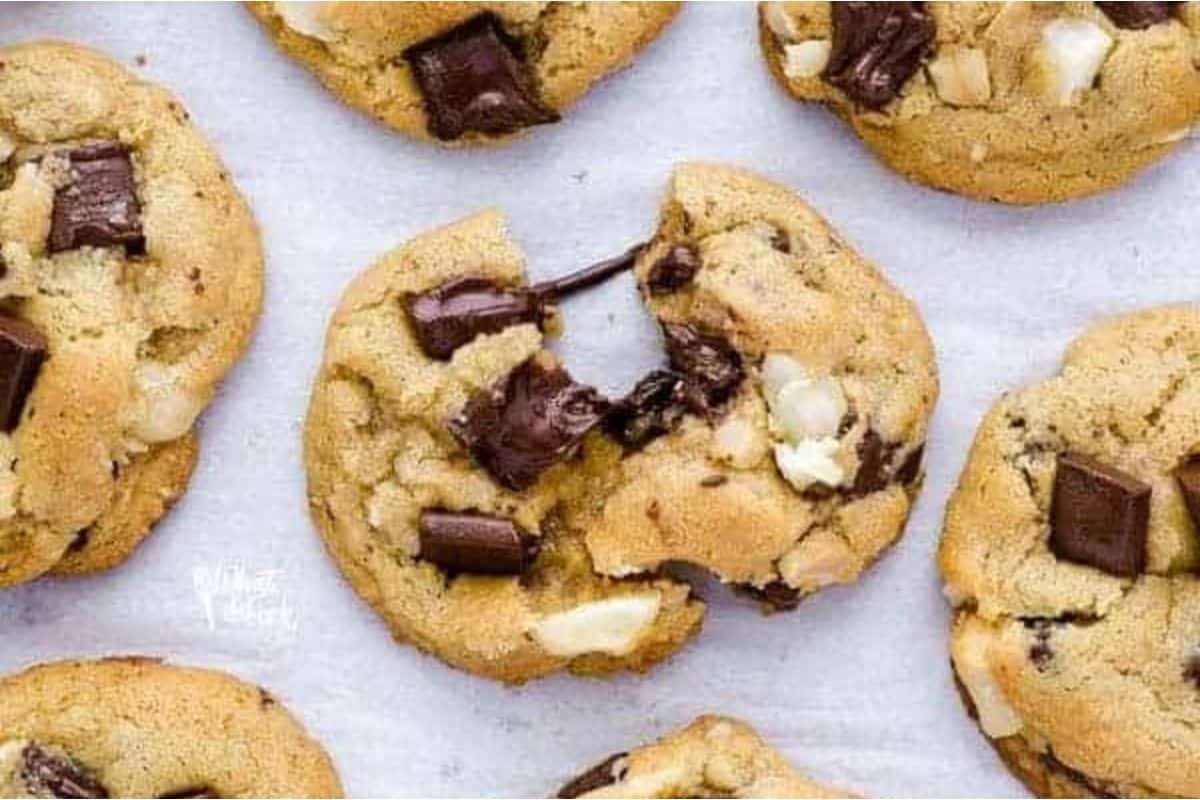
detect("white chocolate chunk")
(275, 2), (335, 41)
(763, 3), (800, 40)
(761, 352), (809, 404)
(783, 41), (832, 79)
(772, 377), (846, 441)
(531, 594), (661, 658)
(1033, 18), (1113, 106)
(132, 361), (205, 444)
(0, 131), (15, 163)
(951, 620), (1023, 738)
(928, 47), (991, 107)
(773, 438), (844, 490)
(778, 529), (857, 591)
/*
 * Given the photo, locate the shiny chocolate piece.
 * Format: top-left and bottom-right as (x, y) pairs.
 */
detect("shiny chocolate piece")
(662, 323), (744, 415)
(21, 744), (109, 799)
(405, 244), (643, 360)
(403, 13), (559, 141)
(0, 314), (47, 432)
(405, 276), (544, 361)
(48, 142), (144, 254)
(645, 245), (699, 294)
(1096, 2), (1178, 29)
(530, 242), (644, 299)
(850, 429), (890, 497)
(418, 509), (539, 575)
(556, 753), (628, 799)
(894, 443), (925, 486)
(604, 369), (689, 449)
(1175, 455), (1200, 532)
(1049, 452), (1150, 577)
(823, 2), (935, 109)
(448, 358), (610, 490)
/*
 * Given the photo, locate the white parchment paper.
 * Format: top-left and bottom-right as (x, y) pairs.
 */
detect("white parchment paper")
(1, 3), (1197, 797)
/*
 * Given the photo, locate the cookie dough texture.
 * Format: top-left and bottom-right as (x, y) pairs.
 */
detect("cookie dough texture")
(0, 657), (342, 798)
(304, 162), (937, 683)
(557, 716), (852, 798)
(940, 305), (1200, 796)
(0, 42), (262, 586)
(247, 1), (681, 145)
(760, 2), (1200, 203)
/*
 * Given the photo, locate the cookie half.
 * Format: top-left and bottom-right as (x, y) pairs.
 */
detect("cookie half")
(759, 2), (1200, 204)
(247, 2), (681, 145)
(304, 162), (937, 683)
(555, 716), (852, 798)
(0, 42), (263, 587)
(0, 657), (342, 798)
(940, 305), (1200, 796)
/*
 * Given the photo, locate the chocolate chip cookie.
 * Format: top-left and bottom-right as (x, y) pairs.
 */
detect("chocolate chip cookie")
(304, 162), (937, 683)
(0, 43), (263, 587)
(940, 305), (1200, 796)
(247, 2), (680, 145)
(759, 2), (1200, 204)
(555, 716), (852, 798)
(0, 657), (342, 798)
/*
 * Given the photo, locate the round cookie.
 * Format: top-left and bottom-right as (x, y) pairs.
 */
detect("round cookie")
(304, 162), (937, 683)
(940, 305), (1200, 796)
(0, 657), (342, 798)
(555, 715), (853, 798)
(759, 2), (1200, 204)
(0, 42), (263, 586)
(246, 2), (681, 146)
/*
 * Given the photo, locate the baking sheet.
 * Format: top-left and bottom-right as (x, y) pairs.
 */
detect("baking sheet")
(1, 2), (1197, 797)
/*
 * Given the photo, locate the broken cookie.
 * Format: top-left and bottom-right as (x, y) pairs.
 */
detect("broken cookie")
(304, 162), (936, 683)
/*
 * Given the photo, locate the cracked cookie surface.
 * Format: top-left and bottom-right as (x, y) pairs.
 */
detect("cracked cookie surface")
(0, 657), (342, 798)
(555, 715), (853, 798)
(0, 42), (262, 588)
(759, 2), (1200, 204)
(303, 162), (937, 683)
(940, 305), (1200, 796)
(247, 2), (680, 146)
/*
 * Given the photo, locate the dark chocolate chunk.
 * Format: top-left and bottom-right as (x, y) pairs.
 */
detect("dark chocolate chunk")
(1096, 2), (1177, 29)
(894, 443), (924, 486)
(823, 2), (935, 109)
(406, 276), (545, 361)
(662, 323), (744, 415)
(403, 13), (559, 141)
(1049, 452), (1150, 577)
(850, 429), (891, 497)
(48, 142), (144, 254)
(1175, 455), (1200, 532)
(603, 370), (689, 449)
(418, 509), (539, 575)
(405, 244), (642, 360)
(530, 242), (643, 299)
(556, 753), (628, 799)
(21, 744), (109, 799)
(645, 245), (699, 295)
(700, 474), (728, 488)
(740, 580), (802, 611)
(1185, 653), (1200, 689)
(0, 314), (46, 432)
(448, 358), (610, 490)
